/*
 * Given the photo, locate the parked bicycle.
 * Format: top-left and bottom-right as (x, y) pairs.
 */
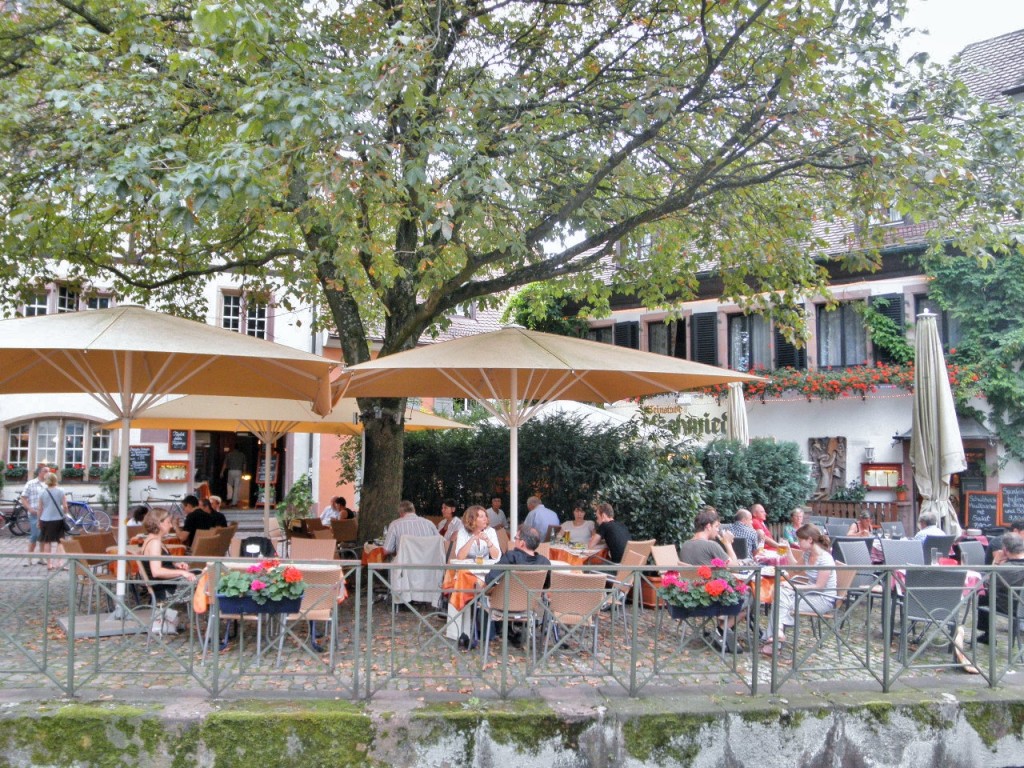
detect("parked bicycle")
(0, 500), (29, 536)
(130, 486), (185, 524)
(63, 494), (111, 534)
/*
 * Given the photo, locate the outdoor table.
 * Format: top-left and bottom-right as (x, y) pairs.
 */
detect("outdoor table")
(362, 542), (386, 566)
(548, 544), (606, 566)
(443, 559), (494, 642)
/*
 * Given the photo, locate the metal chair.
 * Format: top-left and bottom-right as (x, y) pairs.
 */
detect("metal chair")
(481, 569), (548, 664)
(923, 534), (956, 565)
(895, 567), (975, 662)
(826, 522), (853, 540)
(731, 537), (748, 561)
(880, 539), (924, 566)
(807, 515), (828, 527)
(275, 564), (346, 667)
(958, 540), (986, 567)
(542, 571), (607, 667)
(794, 563), (858, 661)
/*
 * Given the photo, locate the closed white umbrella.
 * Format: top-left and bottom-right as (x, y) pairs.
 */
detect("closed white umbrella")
(911, 311), (966, 536)
(726, 382), (749, 446)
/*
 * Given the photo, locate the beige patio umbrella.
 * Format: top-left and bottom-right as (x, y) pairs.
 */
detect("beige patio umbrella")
(0, 305), (335, 588)
(726, 382), (750, 446)
(336, 327), (762, 534)
(911, 311), (966, 537)
(104, 395), (469, 533)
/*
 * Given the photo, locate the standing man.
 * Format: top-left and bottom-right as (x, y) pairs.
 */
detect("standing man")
(521, 496), (559, 542)
(383, 500), (439, 556)
(220, 445), (246, 505)
(589, 502), (632, 564)
(486, 497), (508, 531)
(19, 464), (49, 566)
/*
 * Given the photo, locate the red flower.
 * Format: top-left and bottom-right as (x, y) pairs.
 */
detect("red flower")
(283, 566), (303, 584)
(697, 565), (713, 580)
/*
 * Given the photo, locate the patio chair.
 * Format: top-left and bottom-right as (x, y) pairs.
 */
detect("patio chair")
(62, 537), (118, 615)
(624, 539), (656, 563)
(481, 569), (548, 664)
(651, 545), (682, 568)
(136, 561), (195, 650)
(606, 548), (649, 632)
(880, 539), (924, 566)
(881, 521), (907, 539)
(535, 542), (551, 560)
(542, 571), (607, 668)
(895, 566), (974, 662)
(826, 522), (853, 540)
(390, 535), (446, 609)
(731, 537), (749, 561)
(289, 538), (338, 561)
(835, 539), (884, 611)
(793, 563), (858, 661)
(190, 530), (230, 568)
(923, 534), (956, 565)
(495, 528), (511, 554)
(807, 515), (828, 527)
(267, 517), (288, 557)
(830, 535), (868, 561)
(958, 540), (986, 567)
(275, 564), (346, 667)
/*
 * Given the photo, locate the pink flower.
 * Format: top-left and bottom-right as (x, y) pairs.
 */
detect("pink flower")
(247, 563), (264, 574)
(662, 572), (681, 588)
(709, 558), (727, 568)
(250, 580), (267, 591)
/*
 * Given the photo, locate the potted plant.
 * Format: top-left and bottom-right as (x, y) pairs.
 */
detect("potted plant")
(657, 558), (749, 620)
(88, 465), (105, 481)
(62, 464), (85, 482)
(894, 483), (908, 502)
(216, 559), (306, 614)
(4, 465), (27, 481)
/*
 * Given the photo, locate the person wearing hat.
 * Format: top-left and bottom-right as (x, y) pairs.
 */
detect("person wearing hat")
(846, 510), (874, 537)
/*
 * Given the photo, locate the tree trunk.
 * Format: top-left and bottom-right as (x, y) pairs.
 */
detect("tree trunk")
(356, 400), (406, 542)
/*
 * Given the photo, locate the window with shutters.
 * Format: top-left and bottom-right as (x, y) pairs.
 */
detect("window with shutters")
(691, 313), (719, 366)
(587, 326), (613, 345)
(648, 320), (686, 358)
(869, 294), (905, 364)
(727, 315), (770, 372)
(614, 321), (639, 349)
(817, 302), (867, 368)
(915, 295), (961, 351)
(774, 329), (807, 369)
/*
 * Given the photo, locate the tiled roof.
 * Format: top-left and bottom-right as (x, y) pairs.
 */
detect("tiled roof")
(953, 28), (1024, 110)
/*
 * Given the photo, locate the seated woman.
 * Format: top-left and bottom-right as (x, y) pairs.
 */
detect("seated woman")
(782, 507), (804, 545)
(436, 499), (464, 548)
(453, 505), (500, 562)
(558, 500), (595, 545)
(846, 510), (874, 537)
(763, 523), (837, 656)
(140, 508), (197, 600)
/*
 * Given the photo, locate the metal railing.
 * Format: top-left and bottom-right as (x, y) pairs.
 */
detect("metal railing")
(0, 552), (1021, 699)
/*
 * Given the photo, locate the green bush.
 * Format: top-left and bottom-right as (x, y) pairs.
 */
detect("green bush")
(696, 438), (814, 523)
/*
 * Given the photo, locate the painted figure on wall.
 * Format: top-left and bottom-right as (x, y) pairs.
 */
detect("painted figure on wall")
(809, 437), (846, 500)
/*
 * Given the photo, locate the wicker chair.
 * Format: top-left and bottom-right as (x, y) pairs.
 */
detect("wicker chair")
(274, 564), (346, 667)
(481, 569), (548, 664)
(542, 571), (607, 667)
(288, 538), (339, 561)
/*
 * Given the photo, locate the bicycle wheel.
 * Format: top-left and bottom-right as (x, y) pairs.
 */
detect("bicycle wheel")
(66, 502), (89, 534)
(8, 504), (29, 536)
(90, 507), (112, 532)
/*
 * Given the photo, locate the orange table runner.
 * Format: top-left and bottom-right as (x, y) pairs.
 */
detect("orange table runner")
(362, 544), (386, 566)
(548, 545), (606, 567)
(442, 568), (485, 611)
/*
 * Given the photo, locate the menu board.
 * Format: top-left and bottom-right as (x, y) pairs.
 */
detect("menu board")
(128, 445), (154, 479)
(1000, 484), (1024, 526)
(168, 429), (189, 452)
(965, 491), (998, 530)
(256, 454), (279, 484)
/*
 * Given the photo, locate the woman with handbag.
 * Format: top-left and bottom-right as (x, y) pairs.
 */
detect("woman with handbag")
(37, 472), (68, 571)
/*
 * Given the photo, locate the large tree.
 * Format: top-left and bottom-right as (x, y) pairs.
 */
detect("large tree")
(1, 0), (1017, 536)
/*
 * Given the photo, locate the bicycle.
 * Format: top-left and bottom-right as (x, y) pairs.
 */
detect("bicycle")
(0, 499), (30, 536)
(64, 494), (112, 534)
(133, 486), (185, 524)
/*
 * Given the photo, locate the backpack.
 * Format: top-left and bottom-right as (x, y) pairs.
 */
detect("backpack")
(239, 536), (276, 558)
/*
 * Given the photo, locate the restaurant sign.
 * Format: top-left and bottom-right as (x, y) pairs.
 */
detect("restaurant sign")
(632, 395), (731, 442)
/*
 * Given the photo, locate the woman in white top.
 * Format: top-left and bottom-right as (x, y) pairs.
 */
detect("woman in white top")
(436, 499), (464, 546)
(763, 523), (837, 656)
(559, 500), (596, 545)
(453, 505), (500, 561)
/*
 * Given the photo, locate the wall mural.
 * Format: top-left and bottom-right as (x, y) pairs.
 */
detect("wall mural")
(809, 436), (846, 500)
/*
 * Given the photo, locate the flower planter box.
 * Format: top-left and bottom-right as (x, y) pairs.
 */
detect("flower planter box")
(666, 603), (744, 621)
(641, 577), (666, 608)
(217, 595), (302, 615)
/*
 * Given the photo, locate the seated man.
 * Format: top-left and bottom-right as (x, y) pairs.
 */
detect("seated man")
(588, 502), (631, 564)
(976, 532), (1024, 644)
(913, 511), (946, 541)
(750, 504), (780, 549)
(522, 496), (560, 543)
(728, 508), (760, 560)
(483, 527), (551, 647)
(679, 506), (739, 566)
(175, 495), (214, 548)
(383, 500), (439, 556)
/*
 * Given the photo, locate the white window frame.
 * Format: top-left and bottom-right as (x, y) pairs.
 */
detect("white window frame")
(56, 286), (79, 313)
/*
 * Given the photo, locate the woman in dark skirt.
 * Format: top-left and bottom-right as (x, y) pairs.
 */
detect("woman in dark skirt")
(37, 472), (68, 570)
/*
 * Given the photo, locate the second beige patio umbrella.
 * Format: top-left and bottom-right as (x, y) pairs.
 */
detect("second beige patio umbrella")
(106, 395), (470, 534)
(726, 382), (750, 446)
(337, 327), (761, 534)
(0, 306), (335, 587)
(911, 311), (966, 536)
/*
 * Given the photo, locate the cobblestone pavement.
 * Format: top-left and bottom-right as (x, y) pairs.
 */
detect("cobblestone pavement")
(0, 532), (1019, 702)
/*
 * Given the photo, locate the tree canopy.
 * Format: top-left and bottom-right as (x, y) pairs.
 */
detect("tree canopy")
(1, 0), (1017, 533)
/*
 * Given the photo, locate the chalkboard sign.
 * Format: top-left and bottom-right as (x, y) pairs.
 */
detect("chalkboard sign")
(1000, 484), (1024, 526)
(965, 491), (998, 530)
(128, 445), (154, 479)
(256, 454), (279, 484)
(168, 430), (189, 453)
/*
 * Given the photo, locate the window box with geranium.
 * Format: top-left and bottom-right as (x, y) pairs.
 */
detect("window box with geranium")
(88, 465), (105, 481)
(4, 465), (27, 481)
(216, 560), (306, 614)
(63, 465), (85, 482)
(658, 559), (749, 620)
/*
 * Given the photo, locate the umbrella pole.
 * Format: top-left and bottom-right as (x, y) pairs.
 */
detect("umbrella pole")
(116, 415), (130, 596)
(263, 438), (273, 535)
(509, 375), (519, 539)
